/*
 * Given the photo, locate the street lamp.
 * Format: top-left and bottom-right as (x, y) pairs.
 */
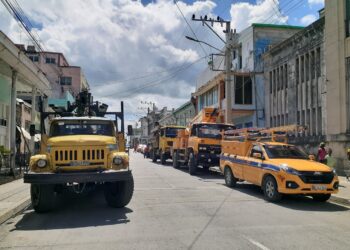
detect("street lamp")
(185, 36), (222, 52)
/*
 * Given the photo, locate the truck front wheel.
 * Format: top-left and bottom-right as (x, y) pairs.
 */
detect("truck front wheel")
(152, 150), (157, 162)
(104, 176), (134, 208)
(30, 184), (55, 213)
(224, 167), (236, 187)
(160, 151), (166, 165)
(188, 152), (197, 175)
(262, 175), (281, 202)
(173, 150), (179, 169)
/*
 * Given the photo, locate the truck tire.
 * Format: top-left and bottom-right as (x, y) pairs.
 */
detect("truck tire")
(312, 194), (331, 202)
(188, 152), (197, 175)
(224, 167), (236, 187)
(104, 176), (134, 208)
(152, 150), (157, 162)
(30, 184), (55, 213)
(160, 151), (166, 165)
(262, 175), (281, 202)
(173, 150), (179, 169)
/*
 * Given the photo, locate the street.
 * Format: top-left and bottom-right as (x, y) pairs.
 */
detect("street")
(0, 153), (349, 250)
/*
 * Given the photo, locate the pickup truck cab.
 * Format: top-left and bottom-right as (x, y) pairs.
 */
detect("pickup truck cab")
(220, 128), (339, 202)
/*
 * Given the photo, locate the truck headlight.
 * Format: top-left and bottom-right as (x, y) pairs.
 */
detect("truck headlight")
(37, 159), (47, 168)
(280, 164), (300, 175)
(332, 168), (337, 175)
(199, 146), (207, 151)
(107, 144), (118, 151)
(113, 156), (123, 165)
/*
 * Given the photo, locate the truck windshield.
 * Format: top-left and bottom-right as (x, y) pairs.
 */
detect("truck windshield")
(165, 127), (184, 138)
(197, 124), (235, 139)
(50, 120), (115, 137)
(263, 145), (309, 159)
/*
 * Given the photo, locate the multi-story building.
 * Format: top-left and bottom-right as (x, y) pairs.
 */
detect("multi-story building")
(324, 0), (350, 172)
(193, 23), (302, 128)
(173, 101), (195, 126)
(263, 15), (325, 143)
(23, 46), (89, 98)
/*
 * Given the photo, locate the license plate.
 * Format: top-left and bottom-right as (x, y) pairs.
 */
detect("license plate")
(311, 185), (327, 191)
(70, 161), (90, 166)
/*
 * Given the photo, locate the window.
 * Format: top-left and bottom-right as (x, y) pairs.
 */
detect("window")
(60, 76), (72, 85)
(28, 55), (39, 62)
(235, 76), (253, 105)
(46, 57), (56, 64)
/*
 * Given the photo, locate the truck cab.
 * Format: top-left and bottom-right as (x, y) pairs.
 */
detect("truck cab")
(220, 126), (339, 202)
(150, 125), (186, 165)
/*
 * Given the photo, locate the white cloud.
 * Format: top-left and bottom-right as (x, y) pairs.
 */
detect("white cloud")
(300, 14), (317, 26)
(308, 0), (324, 5)
(230, 0), (288, 32)
(0, 0), (216, 122)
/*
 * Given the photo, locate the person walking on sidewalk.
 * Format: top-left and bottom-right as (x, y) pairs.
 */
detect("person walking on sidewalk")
(317, 142), (327, 164)
(325, 148), (336, 169)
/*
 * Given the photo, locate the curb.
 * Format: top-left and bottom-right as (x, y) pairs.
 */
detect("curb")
(0, 197), (31, 225)
(330, 195), (350, 207)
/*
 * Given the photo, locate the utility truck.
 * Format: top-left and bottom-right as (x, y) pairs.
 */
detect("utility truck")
(220, 125), (339, 202)
(150, 125), (186, 164)
(172, 108), (235, 175)
(24, 90), (134, 212)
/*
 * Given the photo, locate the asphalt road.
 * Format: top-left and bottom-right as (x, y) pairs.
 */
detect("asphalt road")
(0, 153), (350, 250)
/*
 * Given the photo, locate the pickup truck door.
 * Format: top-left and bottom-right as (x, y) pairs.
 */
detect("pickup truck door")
(243, 144), (264, 185)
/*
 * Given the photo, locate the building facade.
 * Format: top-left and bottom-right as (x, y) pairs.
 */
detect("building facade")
(173, 101), (195, 126)
(193, 23), (303, 128)
(324, 0), (350, 172)
(264, 17), (325, 143)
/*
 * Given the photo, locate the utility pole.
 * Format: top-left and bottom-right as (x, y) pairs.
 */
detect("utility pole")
(190, 15), (233, 124)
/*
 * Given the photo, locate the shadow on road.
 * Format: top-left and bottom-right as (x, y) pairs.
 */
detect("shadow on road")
(13, 189), (133, 231)
(226, 183), (349, 212)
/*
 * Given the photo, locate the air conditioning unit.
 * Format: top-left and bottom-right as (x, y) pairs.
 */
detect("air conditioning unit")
(27, 45), (36, 52)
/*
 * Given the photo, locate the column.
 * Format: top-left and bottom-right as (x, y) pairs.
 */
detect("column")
(10, 70), (17, 172)
(30, 86), (37, 154)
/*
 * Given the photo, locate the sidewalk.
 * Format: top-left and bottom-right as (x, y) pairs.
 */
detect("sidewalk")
(0, 176), (350, 225)
(0, 179), (30, 225)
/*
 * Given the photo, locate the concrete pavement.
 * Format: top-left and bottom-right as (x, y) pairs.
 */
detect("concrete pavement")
(0, 153), (349, 249)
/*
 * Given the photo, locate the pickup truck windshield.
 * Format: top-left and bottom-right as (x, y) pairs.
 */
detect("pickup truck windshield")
(264, 145), (309, 159)
(165, 127), (184, 138)
(50, 120), (115, 137)
(197, 124), (235, 139)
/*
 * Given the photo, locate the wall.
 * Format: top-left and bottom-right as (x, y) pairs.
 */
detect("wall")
(61, 66), (82, 97)
(0, 74), (11, 149)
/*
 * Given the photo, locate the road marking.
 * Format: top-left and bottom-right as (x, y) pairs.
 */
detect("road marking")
(243, 236), (270, 250)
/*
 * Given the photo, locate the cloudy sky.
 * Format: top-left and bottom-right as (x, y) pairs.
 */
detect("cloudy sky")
(0, 0), (324, 126)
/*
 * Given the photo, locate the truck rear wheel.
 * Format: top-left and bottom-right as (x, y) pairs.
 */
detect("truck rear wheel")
(30, 184), (55, 213)
(188, 152), (197, 175)
(312, 194), (331, 202)
(262, 175), (281, 202)
(104, 176), (134, 208)
(173, 150), (179, 169)
(160, 151), (166, 165)
(152, 150), (157, 162)
(224, 167), (236, 187)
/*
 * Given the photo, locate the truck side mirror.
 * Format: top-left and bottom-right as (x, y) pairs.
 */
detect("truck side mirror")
(253, 152), (263, 160)
(29, 124), (36, 137)
(127, 125), (133, 136)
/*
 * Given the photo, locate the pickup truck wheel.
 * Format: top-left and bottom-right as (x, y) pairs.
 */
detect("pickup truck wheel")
(31, 184), (55, 213)
(160, 151), (166, 165)
(224, 167), (236, 187)
(173, 150), (179, 169)
(263, 175), (281, 202)
(104, 176), (134, 208)
(152, 150), (157, 162)
(188, 152), (197, 175)
(312, 194), (331, 202)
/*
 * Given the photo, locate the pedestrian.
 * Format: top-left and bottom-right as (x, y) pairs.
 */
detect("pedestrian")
(325, 148), (336, 169)
(317, 142), (327, 164)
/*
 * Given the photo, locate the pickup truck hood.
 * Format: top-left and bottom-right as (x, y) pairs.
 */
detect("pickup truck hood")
(47, 135), (116, 146)
(268, 159), (332, 172)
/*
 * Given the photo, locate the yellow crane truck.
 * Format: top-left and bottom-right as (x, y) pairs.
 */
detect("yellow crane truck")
(220, 126), (339, 202)
(172, 108), (235, 175)
(150, 125), (186, 165)
(24, 91), (134, 212)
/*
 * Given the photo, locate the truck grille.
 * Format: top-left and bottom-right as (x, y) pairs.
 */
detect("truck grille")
(198, 144), (221, 154)
(53, 149), (106, 162)
(298, 171), (334, 184)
